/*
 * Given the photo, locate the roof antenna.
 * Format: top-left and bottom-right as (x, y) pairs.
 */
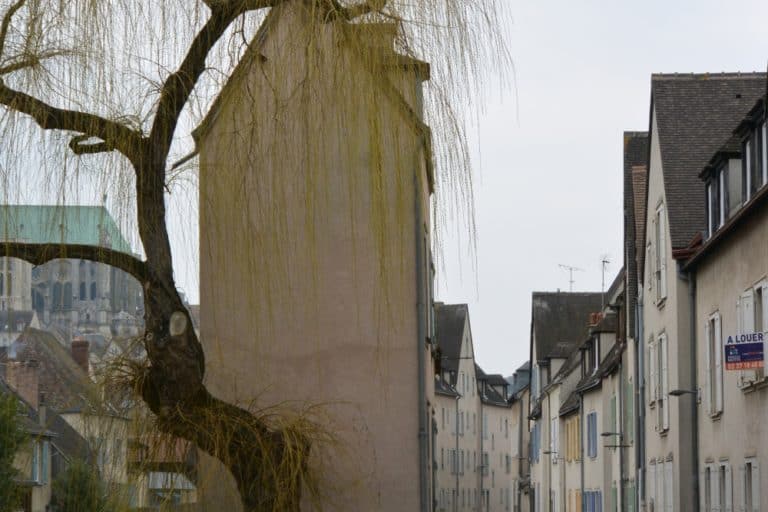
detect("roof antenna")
(558, 264), (583, 292)
(600, 254), (611, 309)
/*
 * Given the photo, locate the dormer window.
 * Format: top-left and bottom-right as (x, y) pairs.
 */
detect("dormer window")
(742, 120), (767, 202)
(706, 165), (727, 237)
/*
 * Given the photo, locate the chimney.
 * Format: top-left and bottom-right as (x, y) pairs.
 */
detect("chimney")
(71, 337), (90, 374)
(5, 360), (39, 409)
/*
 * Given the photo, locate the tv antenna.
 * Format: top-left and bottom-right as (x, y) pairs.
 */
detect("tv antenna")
(600, 254), (611, 308)
(558, 264), (583, 292)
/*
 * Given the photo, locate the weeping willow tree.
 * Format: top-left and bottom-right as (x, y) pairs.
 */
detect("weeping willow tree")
(0, 0), (508, 510)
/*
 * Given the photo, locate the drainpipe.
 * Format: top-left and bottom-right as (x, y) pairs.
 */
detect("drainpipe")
(618, 355), (624, 512)
(456, 394), (460, 512)
(479, 386), (485, 512)
(415, 150), (428, 512)
(579, 393), (585, 511)
(636, 294), (645, 511)
(517, 391), (524, 512)
(685, 270), (699, 510)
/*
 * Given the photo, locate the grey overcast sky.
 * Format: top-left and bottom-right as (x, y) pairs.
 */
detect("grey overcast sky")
(436, 0), (768, 377)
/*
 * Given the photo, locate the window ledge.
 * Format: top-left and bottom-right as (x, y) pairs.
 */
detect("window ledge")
(656, 297), (667, 310)
(709, 411), (723, 421)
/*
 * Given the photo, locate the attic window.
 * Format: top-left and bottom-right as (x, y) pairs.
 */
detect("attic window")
(742, 120), (768, 201)
(706, 165), (727, 237)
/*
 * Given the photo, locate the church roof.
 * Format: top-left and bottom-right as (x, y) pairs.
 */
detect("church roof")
(0, 205), (132, 254)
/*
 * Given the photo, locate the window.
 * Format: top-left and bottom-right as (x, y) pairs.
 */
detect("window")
(737, 283), (768, 387)
(741, 458), (760, 512)
(707, 166), (729, 237)
(655, 204), (668, 301)
(705, 313), (724, 416)
(743, 122), (766, 201)
(584, 490), (602, 512)
(657, 334), (669, 432)
(482, 452), (489, 476)
(90, 281), (97, 300)
(550, 418), (559, 461)
(587, 412), (597, 458)
(648, 335), (657, 406)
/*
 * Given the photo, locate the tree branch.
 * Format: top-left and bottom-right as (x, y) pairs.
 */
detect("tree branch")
(0, 242), (149, 283)
(0, 0), (26, 59)
(323, 0), (386, 21)
(0, 79), (144, 164)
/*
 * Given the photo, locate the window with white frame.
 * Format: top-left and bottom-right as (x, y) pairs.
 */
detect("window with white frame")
(737, 281), (768, 387)
(701, 462), (733, 512)
(648, 334), (657, 406)
(742, 120), (767, 201)
(587, 412), (597, 459)
(741, 458), (760, 512)
(656, 333), (669, 432)
(550, 418), (559, 462)
(707, 165), (728, 237)
(705, 312), (724, 416)
(655, 204), (668, 302)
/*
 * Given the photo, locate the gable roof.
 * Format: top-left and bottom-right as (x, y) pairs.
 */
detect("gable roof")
(651, 73), (766, 250)
(531, 292), (604, 361)
(435, 303), (468, 383)
(0, 205), (132, 254)
(622, 131), (648, 334)
(9, 328), (98, 413)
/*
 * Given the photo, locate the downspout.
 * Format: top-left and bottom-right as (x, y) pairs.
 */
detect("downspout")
(686, 270), (699, 510)
(579, 393), (585, 512)
(456, 394), (460, 512)
(618, 355), (624, 512)
(636, 295), (645, 510)
(479, 386), (485, 512)
(517, 391), (524, 512)
(415, 148), (428, 512)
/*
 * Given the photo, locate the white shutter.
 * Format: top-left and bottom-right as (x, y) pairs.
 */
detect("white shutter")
(648, 464), (656, 511)
(705, 320), (713, 415)
(713, 465), (721, 512)
(661, 335), (670, 430)
(715, 315), (723, 414)
(726, 465), (733, 512)
(737, 464), (746, 512)
(665, 462), (674, 512)
(647, 243), (654, 293)
(703, 469), (711, 512)
(649, 340), (657, 405)
(658, 207), (667, 299)
(751, 461), (760, 512)
(740, 293), (757, 385)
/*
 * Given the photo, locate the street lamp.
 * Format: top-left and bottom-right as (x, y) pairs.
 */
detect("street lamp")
(668, 388), (697, 397)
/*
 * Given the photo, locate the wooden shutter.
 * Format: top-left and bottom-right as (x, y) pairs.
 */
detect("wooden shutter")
(705, 320), (713, 415)
(665, 462), (674, 512)
(714, 315), (723, 413)
(658, 207), (667, 299)
(751, 461), (760, 512)
(739, 293), (757, 385)
(661, 335), (670, 431)
(726, 465), (733, 512)
(713, 465), (722, 512)
(702, 468), (710, 512)
(647, 463), (656, 511)
(737, 464), (746, 512)
(649, 340), (657, 405)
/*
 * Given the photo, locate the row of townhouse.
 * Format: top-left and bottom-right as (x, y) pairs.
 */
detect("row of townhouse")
(524, 71), (768, 512)
(432, 302), (531, 512)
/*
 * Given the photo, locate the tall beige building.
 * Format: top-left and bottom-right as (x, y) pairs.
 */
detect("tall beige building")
(197, 2), (436, 510)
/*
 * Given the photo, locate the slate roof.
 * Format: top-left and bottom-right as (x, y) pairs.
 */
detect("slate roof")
(475, 365), (510, 406)
(623, 132), (648, 336)
(435, 303), (468, 384)
(651, 73), (766, 251)
(531, 292), (604, 360)
(9, 328), (98, 413)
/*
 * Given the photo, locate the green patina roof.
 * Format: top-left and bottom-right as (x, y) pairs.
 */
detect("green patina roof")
(0, 205), (132, 254)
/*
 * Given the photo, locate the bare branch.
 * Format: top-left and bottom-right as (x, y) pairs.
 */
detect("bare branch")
(0, 242), (149, 283)
(0, 0), (26, 59)
(0, 79), (144, 164)
(323, 0), (386, 21)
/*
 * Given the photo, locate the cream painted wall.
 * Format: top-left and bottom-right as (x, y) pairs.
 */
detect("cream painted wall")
(198, 3), (432, 510)
(694, 202), (768, 511)
(641, 107), (695, 512)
